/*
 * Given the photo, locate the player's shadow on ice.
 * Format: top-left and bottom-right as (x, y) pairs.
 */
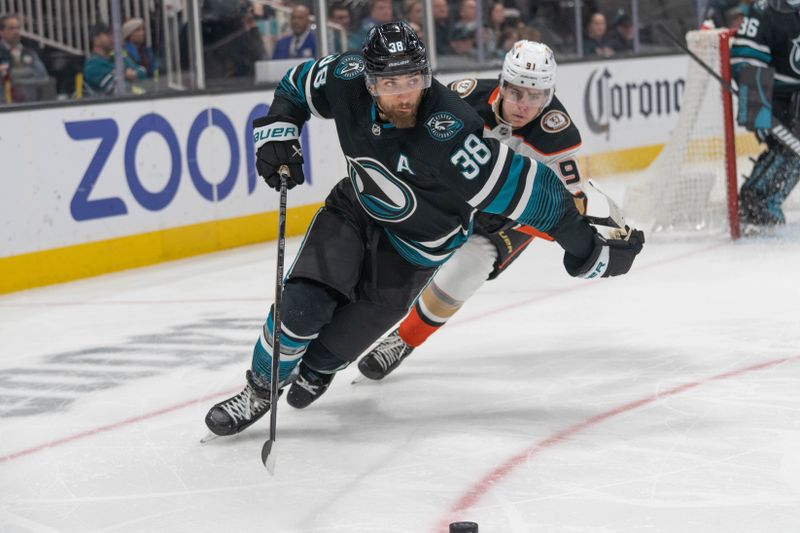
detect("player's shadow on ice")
(247, 345), (707, 441)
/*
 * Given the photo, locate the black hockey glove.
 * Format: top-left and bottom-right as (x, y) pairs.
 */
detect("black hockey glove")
(564, 226), (645, 279)
(253, 115), (305, 190)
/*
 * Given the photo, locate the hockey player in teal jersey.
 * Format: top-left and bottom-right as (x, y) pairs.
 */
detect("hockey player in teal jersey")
(204, 23), (644, 438)
(731, 0), (800, 226)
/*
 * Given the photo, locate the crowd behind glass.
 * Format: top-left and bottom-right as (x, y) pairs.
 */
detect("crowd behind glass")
(0, 0), (749, 105)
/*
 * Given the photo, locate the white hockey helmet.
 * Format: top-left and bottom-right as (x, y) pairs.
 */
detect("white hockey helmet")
(501, 40), (557, 107)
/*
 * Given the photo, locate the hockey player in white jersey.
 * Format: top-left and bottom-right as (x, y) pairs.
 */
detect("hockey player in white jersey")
(359, 40), (624, 380)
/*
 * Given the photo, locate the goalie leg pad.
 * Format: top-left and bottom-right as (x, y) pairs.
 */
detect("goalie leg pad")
(740, 143), (800, 225)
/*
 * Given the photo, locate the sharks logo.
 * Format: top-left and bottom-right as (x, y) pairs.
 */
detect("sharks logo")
(425, 112), (463, 141)
(334, 55), (365, 80)
(347, 156), (417, 222)
(792, 36), (800, 76)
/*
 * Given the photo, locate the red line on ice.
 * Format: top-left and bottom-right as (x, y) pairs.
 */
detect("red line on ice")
(0, 242), (733, 466)
(433, 354), (800, 532)
(0, 388), (239, 464)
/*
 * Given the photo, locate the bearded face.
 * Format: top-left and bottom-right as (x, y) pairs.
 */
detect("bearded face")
(368, 72), (427, 128)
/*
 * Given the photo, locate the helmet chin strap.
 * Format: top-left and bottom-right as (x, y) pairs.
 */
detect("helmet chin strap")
(492, 93), (513, 129)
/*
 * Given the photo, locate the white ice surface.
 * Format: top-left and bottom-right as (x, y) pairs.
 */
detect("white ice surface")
(2, 185), (800, 533)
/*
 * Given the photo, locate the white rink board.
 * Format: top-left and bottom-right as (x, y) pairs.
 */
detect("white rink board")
(0, 91), (345, 257)
(2, 54), (694, 258)
(440, 54), (692, 154)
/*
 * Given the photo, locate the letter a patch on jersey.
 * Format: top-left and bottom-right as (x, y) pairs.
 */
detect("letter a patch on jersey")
(396, 154), (415, 175)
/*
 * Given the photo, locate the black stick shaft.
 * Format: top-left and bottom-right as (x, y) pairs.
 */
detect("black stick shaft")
(262, 167), (289, 469)
(657, 23), (739, 95)
(657, 23), (800, 157)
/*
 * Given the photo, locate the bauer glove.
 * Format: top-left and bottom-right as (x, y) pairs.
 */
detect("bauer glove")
(253, 116), (305, 190)
(563, 226), (645, 279)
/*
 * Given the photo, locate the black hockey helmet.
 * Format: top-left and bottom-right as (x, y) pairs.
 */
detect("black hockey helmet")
(363, 21), (431, 94)
(769, 0), (800, 11)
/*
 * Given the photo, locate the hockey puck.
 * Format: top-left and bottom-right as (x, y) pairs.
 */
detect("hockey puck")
(449, 522), (479, 533)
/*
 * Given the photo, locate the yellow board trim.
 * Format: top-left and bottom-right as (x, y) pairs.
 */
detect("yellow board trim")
(0, 132), (765, 295)
(582, 132), (762, 177)
(0, 203), (322, 295)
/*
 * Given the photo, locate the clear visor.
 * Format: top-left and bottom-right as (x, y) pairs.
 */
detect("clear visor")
(501, 83), (552, 106)
(366, 71), (432, 96)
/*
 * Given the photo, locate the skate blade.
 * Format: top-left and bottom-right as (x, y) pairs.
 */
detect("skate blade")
(200, 432), (221, 444)
(351, 373), (384, 384)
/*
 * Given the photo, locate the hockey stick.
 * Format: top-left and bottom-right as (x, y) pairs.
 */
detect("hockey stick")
(656, 23), (800, 158)
(261, 165), (290, 473)
(583, 179), (628, 231)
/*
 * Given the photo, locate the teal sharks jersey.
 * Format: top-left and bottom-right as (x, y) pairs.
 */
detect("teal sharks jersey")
(266, 52), (593, 267)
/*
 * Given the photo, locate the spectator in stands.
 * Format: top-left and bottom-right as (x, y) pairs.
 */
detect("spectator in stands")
(273, 5), (316, 59)
(83, 22), (146, 96)
(518, 25), (542, 43)
(723, 3), (745, 29)
(608, 11), (634, 53)
(451, 0), (496, 58)
(583, 12), (614, 57)
(488, 1), (507, 36)
(202, 0), (265, 80)
(498, 26), (521, 53)
(703, 0), (743, 28)
(403, 0), (424, 27)
(450, 21), (476, 57)
(0, 14), (48, 81)
(122, 17), (156, 77)
(329, 3), (362, 52)
(433, 0), (454, 54)
(486, 1), (510, 57)
(408, 21), (425, 46)
(355, 0), (394, 46)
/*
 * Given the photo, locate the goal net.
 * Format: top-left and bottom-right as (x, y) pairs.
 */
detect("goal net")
(623, 29), (753, 238)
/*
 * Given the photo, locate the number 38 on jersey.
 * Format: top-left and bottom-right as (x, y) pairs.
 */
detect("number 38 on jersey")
(451, 133), (492, 179)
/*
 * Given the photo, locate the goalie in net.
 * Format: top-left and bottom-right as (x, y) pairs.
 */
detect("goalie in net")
(730, 0), (800, 228)
(624, 0), (800, 236)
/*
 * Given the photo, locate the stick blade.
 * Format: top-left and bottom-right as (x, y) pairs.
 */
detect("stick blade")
(262, 439), (277, 474)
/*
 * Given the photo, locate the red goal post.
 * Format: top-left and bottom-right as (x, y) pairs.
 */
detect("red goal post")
(623, 29), (744, 239)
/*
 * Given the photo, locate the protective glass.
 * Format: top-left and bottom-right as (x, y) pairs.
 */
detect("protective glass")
(501, 83), (552, 106)
(366, 71), (432, 96)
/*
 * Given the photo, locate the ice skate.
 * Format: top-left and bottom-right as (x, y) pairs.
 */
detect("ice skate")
(286, 362), (335, 409)
(204, 370), (288, 438)
(357, 329), (415, 380)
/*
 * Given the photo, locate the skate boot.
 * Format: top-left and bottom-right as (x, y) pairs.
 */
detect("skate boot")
(205, 370), (287, 436)
(357, 329), (415, 380)
(286, 362), (335, 409)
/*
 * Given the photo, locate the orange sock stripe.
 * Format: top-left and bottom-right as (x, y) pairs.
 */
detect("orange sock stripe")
(399, 306), (442, 347)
